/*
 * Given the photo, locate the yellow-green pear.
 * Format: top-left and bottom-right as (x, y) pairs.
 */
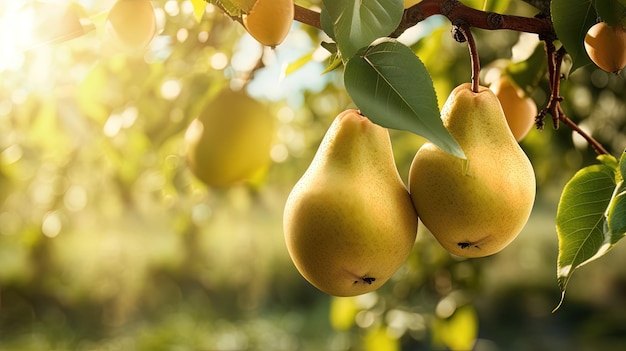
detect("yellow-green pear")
(409, 83), (536, 258)
(184, 89), (274, 187)
(283, 110), (418, 296)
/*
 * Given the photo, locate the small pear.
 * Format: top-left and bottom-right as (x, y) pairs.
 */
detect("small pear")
(584, 22), (626, 74)
(283, 110), (418, 296)
(103, 0), (156, 54)
(409, 84), (536, 258)
(489, 75), (537, 141)
(243, 0), (294, 47)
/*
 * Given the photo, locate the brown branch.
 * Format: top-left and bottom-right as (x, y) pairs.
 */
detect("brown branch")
(294, 0), (554, 37)
(560, 114), (610, 155)
(294, 5), (320, 29)
(538, 41), (610, 155)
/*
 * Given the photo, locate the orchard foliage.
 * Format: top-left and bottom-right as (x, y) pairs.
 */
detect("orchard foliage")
(201, 0), (626, 309)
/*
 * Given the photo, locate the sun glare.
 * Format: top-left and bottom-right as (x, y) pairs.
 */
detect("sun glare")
(0, 5), (36, 72)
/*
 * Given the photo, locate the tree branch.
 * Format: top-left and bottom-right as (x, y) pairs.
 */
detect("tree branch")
(294, 5), (320, 30)
(294, 0), (554, 38)
(291, 1), (610, 156)
(538, 41), (610, 155)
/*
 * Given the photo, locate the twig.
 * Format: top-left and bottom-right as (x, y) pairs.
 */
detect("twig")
(538, 41), (609, 155)
(456, 24), (480, 93)
(294, 5), (320, 29)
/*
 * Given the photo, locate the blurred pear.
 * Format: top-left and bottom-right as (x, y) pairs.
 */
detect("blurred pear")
(184, 89), (274, 187)
(103, 0), (156, 54)
(489, 75), (537, 141)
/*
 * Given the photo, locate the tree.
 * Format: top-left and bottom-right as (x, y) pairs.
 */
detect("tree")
(0, 0), (625, 350)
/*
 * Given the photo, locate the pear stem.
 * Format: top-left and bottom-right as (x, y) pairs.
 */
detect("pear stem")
(457, 24), (480, 93)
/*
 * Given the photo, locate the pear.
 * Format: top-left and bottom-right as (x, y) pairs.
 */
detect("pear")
(103, 0), (156, 54)
(489, 75), (537, 141)
(283, 110), (418, 296)
(584, 22), (626, 74)
(184, 89), (274, 187)
(409, 83), (535, 258)
(243, 0), (294, 47)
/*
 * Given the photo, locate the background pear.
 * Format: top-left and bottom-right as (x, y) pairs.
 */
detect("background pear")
(283, 110), (418, 297)
(584, 22), (626, 74)
(489, 75), (537, 141)
(409, 83), (536, 258)
(184, 89), (274, 187)
(103, 0), (156, 54)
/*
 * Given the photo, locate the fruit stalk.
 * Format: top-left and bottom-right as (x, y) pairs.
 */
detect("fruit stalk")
(455, 24), (480, 94)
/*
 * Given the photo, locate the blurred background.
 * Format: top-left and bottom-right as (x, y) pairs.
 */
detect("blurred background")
(1, 0), (626, 350)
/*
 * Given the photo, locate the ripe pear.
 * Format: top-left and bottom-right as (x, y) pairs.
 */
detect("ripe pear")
(243, 0), (294, 47)
(283, 110), (418, 296)
(489, 75), (537, 141)
(584, 22), (626, 74)
(409, 84), (536, 258)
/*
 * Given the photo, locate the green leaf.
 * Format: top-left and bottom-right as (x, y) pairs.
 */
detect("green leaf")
(320, 4), (335, 40)
(555, 156), (618, 310)
(321, 0), (404, 60)
(551, 0), (596, 72)
(606, 151), (626, 240)
(606, 185), (626, 239)
(594, 0), (626, 27)
(344, 38), (465, 159)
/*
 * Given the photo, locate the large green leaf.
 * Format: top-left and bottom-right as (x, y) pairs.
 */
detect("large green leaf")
(594, 0), (626, 26)
(344, 38), (465, 159)
(321, 0), (404, 60)
(551, 0), (596, 72)
(555, 155), (619, 310)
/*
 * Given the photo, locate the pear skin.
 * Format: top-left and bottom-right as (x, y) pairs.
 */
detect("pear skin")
(489, 76), (537, 141)
(283, 110), (418, 296)
(409, 84), (536, 258)
(584, 22), (626, 74)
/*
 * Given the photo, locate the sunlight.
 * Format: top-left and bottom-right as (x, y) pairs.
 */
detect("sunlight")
(0, 4), (35, 72)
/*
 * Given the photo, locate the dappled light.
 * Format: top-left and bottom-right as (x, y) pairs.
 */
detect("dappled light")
(1, 1), (626, 350)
